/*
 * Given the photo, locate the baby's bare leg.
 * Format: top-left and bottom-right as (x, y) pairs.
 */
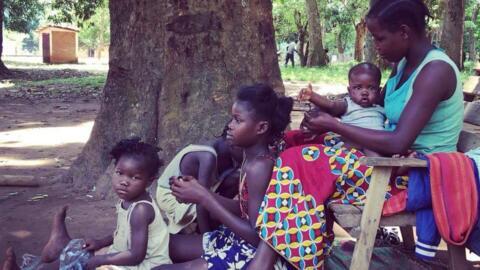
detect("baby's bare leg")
(41, 205), (71, 263)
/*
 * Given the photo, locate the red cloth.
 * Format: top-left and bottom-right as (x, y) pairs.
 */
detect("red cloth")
(429, 152), (478, 245)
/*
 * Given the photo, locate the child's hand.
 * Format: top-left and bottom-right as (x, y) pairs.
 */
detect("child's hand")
(171, 176), (209, 205)
(83, 239), (102, 252)
(298, 83), (313, 101)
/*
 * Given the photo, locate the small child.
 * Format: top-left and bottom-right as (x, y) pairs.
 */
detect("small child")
(298, 62), (385, 156)
(1, 138), (171, 270)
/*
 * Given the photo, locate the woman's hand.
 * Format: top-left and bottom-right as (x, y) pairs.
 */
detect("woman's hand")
(298, 83), (313, 101)
(302, 109), (336, 134)
(171, 176), (210, 205)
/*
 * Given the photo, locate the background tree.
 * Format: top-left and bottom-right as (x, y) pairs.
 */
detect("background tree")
(464, 0), (479, 63)
(0, 0), (43, 76)
(305, 0), (328, 66)
(78, 1), (110, 59)
(439, 0), (465, 69)
(56, 0), (283, 195)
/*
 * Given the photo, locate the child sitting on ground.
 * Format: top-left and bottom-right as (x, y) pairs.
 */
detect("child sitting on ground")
(298, 62), (385, 156)
(156, 126), (243, 234)
(2, 138), (170, 270)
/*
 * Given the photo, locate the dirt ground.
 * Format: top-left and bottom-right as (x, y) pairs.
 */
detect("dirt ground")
(0, 61), (116, 263)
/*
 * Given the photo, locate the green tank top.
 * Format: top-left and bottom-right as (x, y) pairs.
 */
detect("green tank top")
(384, 49), (463, 154)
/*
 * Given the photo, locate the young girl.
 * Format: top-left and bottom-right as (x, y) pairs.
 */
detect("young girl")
(154, 84), (293, 270)
(156, 126), (243, 234)
(1, 138), (170, 270)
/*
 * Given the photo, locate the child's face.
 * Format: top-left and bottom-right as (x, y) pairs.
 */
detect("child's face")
(347, 73), (380, 108)
(226, 101), (262, 148)
(112, 156), (152, 201)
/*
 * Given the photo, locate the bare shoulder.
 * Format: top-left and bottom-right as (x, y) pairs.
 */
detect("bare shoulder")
(414, 60), (456, 99)
(244, 156), (274, 185)
(130, 202), (155, 226)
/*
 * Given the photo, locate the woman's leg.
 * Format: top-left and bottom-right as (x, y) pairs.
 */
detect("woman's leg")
(169, 234), (204, 263)
(41, 205), (72, 263)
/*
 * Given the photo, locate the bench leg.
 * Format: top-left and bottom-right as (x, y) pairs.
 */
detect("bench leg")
(350, 167), (392, 270)
(400, 225), (415, 252)
(447, 244), (468, 270)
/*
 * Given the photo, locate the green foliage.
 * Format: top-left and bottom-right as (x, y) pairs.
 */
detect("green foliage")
(272, 0), (306, 42)
(78, 2), (110, 50)
(281, 61), (474, 86)
(4, 0), (43, 33)
(22, 33), (38, 53)
(281, 61), (390, 84)
(48, 0), (103, 26)
(20, 75), (106, 88)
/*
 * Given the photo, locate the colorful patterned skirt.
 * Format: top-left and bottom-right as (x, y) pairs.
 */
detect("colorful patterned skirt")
(256, 132), (408, 269)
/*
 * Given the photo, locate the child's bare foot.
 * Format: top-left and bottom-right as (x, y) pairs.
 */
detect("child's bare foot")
(40, 205), (71, 263)
(2, 247), (20, 270)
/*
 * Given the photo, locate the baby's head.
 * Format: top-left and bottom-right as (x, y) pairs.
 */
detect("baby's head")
(347, 62), (381, 108)
(110, 137), (163, 201)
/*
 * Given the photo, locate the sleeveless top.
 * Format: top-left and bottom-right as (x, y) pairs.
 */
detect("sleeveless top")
(156, 144), (217, 234)
(340, 96), (385, 130)
(384, 49), (463, 154)
(109, 198), (171, 270)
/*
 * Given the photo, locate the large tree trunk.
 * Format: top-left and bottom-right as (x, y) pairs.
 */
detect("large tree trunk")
(467, 4), (479, 62)
(0, 0), (11, 77)
(305, 0), (327, 67)
(336, 32), (345, 62)
(294, 10), (308, 67)
(440, 0), (465, 69)
(65, 0), (283, 196)
(365, 0), (379, 64)
(354, 18), (366, 62)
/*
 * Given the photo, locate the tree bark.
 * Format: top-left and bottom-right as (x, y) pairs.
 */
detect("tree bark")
(305, 0), (327, 66)
(354, 18), (366, 62)
(467, 3), (479, 62)
(365, 0), (379, 64)
(440, 0), (465, 69)
(294, 10), (308, 67)
(336, 32), (345, 62)
(0, 0), (11, 77)
(65, 0), (283, 196)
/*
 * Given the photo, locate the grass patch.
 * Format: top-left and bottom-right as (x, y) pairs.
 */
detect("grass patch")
(282, 61), (474, 85)
(19, 75), (107, 89)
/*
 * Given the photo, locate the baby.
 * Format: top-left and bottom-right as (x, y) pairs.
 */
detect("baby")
(299, 62), (385, 156)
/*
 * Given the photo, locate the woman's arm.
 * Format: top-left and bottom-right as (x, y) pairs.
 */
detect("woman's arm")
(304, 61), (456, 155)
(86, 203), (155, 269)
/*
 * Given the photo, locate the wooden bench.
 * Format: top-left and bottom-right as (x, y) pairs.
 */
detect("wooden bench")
(333, 103), (480, 270)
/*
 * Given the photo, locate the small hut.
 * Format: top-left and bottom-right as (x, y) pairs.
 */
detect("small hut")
(37, 25), (79, 64)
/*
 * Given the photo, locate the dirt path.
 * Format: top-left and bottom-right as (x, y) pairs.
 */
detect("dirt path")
(0, 61), (116, 261)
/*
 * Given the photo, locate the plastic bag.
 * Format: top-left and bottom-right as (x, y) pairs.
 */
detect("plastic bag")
(59, 239), (93, 270)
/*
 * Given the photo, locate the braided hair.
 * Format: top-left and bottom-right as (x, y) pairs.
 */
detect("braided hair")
(367, 0), (432, 34)
(236, 84), (293, 145)
(110, 137), (163, 178)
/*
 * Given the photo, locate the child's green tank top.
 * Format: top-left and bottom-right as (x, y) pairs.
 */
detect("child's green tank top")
(384, 49), (463, 154)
